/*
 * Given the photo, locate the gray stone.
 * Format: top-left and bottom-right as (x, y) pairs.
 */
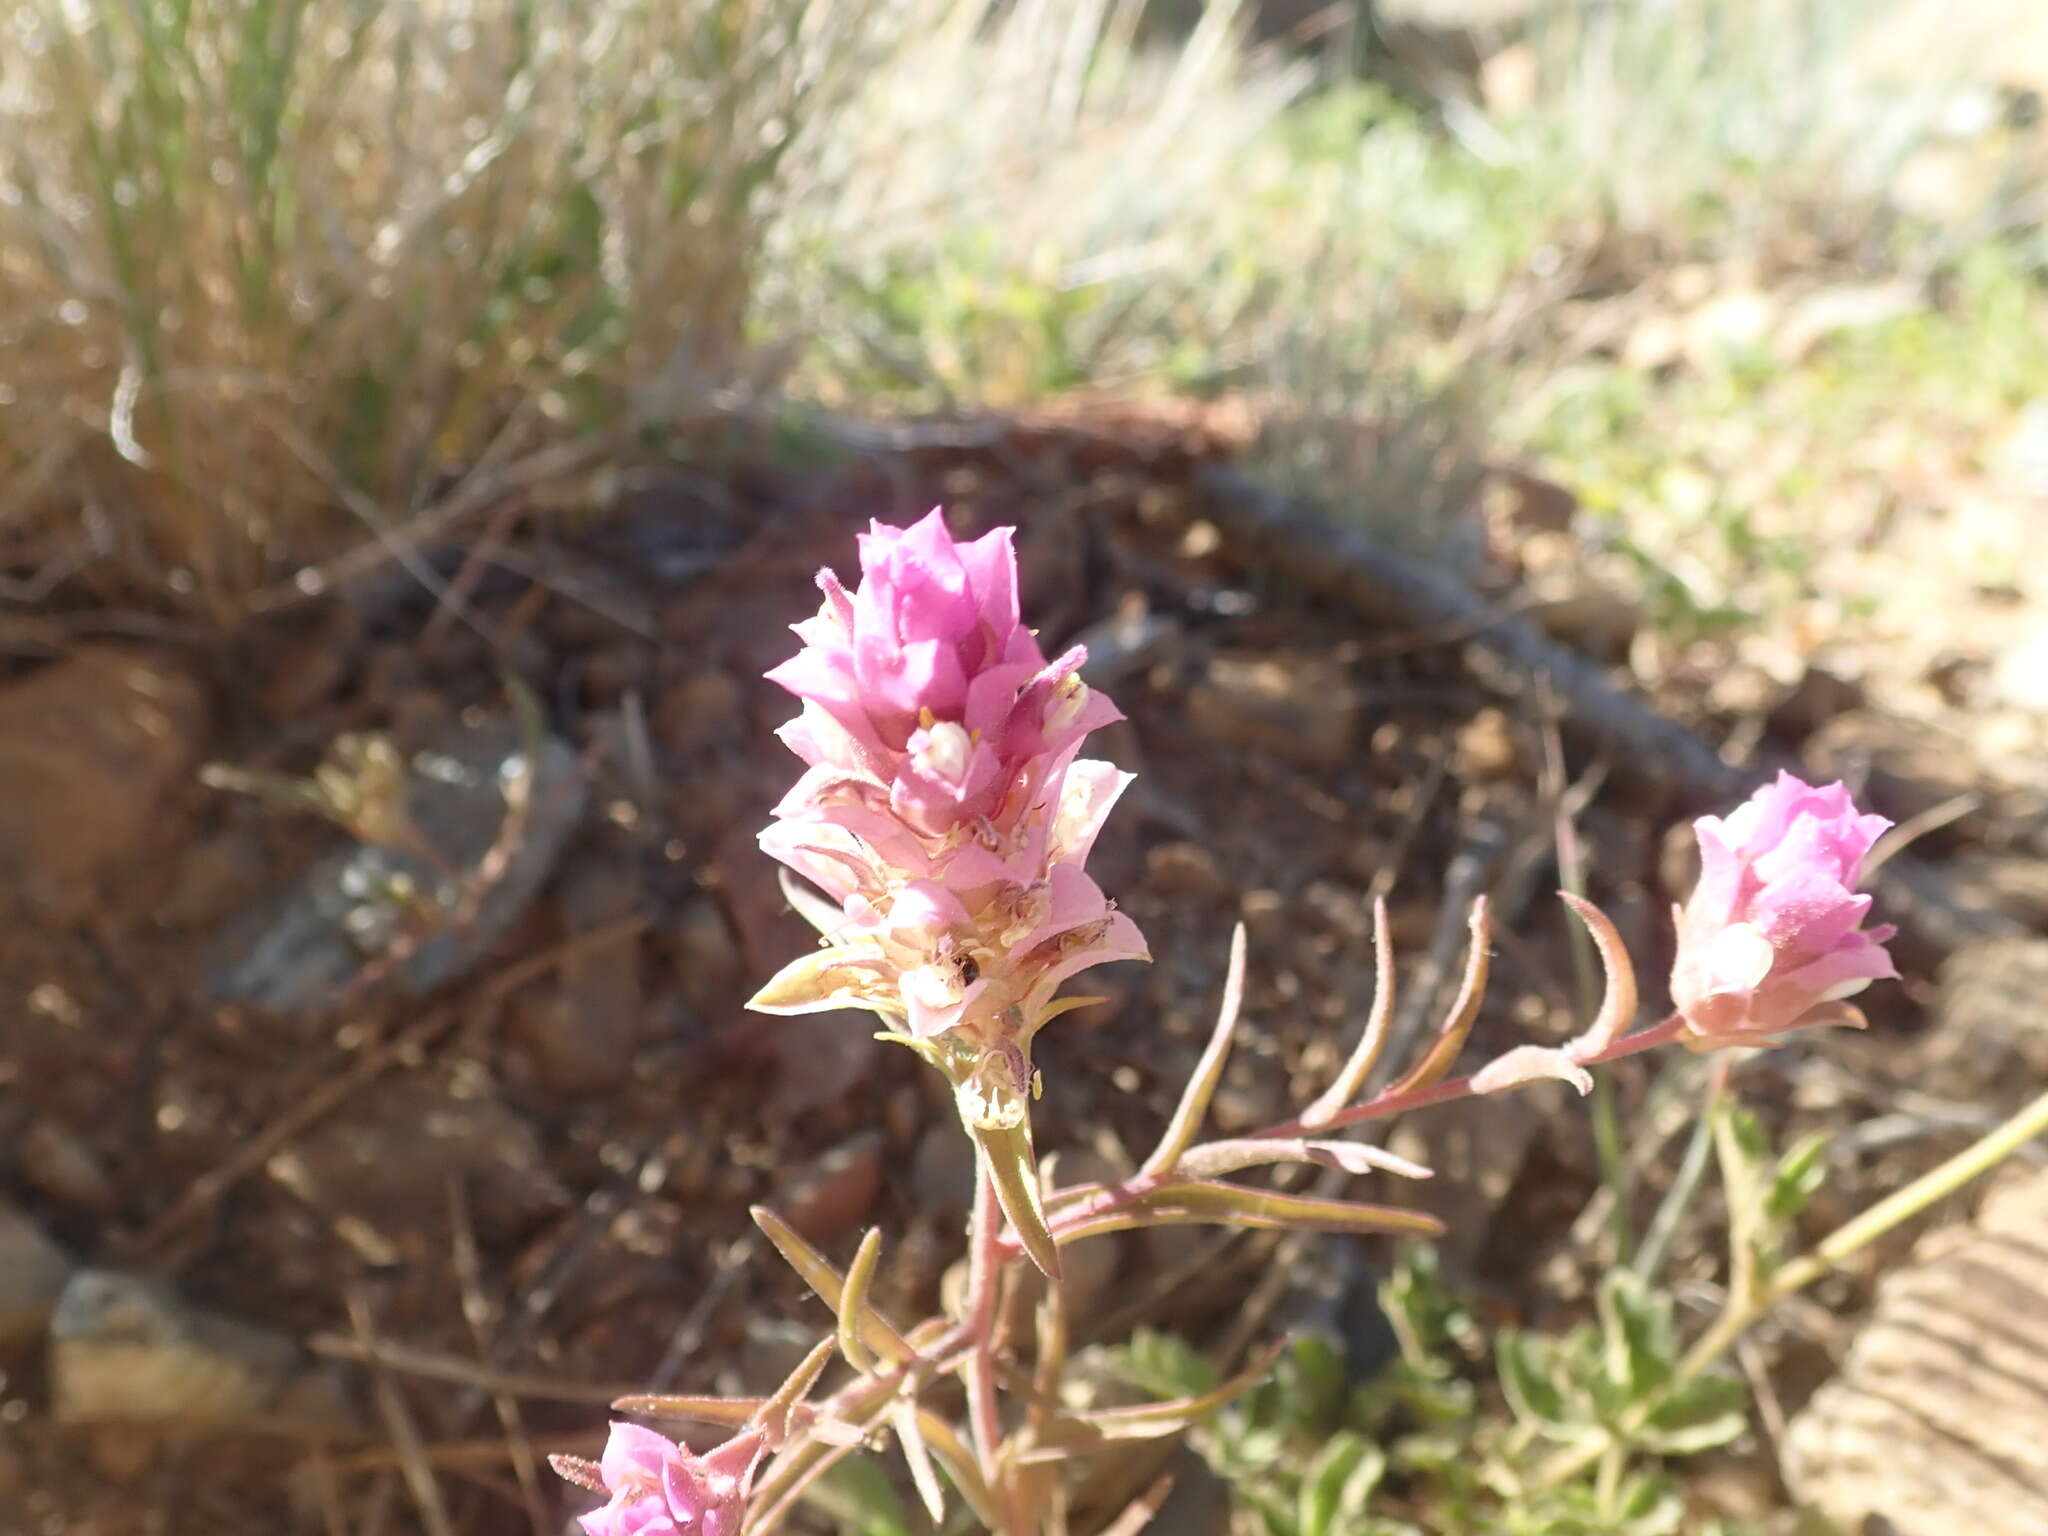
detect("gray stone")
(51, 1270), (300, 1425)
(0, 1204), (74, 1356)
(204, 713), (587, 1012)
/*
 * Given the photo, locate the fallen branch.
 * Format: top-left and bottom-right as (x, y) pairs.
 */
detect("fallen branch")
(1192, 466), (2020, 959)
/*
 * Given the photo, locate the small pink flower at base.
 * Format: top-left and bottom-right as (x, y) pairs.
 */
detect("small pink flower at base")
(561, 1421), (764, 1536)
(1671, 771), (1897, 1044)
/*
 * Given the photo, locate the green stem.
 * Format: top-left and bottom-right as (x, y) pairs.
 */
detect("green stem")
(1673, 1081), (2048, 1385)
(1543, 1082), (2048, 1490)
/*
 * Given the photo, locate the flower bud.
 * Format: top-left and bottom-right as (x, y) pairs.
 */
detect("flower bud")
(1671, 772), (1897, 1042)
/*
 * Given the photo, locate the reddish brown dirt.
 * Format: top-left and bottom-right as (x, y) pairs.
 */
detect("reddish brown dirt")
(0, 419), (2013, 1534)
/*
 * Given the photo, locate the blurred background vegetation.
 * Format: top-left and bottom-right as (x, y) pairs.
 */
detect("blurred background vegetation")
(4, 0), (2042, 622)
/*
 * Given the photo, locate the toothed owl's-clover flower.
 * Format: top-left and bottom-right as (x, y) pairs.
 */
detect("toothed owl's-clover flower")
(749, 509), (1147, 1066)
(560, 1422), (764, 1536)
(1671, 771), (1897, 1044)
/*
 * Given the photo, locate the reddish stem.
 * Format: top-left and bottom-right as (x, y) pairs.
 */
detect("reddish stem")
(999, 1014), (1693, 1260)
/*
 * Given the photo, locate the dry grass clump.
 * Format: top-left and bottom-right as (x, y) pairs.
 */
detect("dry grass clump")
(0, 0), (916, 611)
(0, 0), (1305, 616)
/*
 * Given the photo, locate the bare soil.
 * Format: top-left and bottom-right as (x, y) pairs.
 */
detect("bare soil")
(1, 412), (2036, 1534)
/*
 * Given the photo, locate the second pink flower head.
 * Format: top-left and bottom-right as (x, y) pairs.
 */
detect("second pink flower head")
(1672, 770), (1897, 1041)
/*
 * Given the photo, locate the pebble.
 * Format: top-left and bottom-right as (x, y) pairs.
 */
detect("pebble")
(265, 1078), (566, 1262)
(202, 713), (588, 1012)
(50, 1270), (300, 1424)
(0, 646), (206, 920)
(771, 1131), (886, 1247)
(0, 1203), (74, 1357)
(909, 1123), (978, 1216)
(515, 848), (644, 1097)
(1143, 841), (1232, 900)
(765, 1013), (883, 1121)
(19, 1119), (118, 1213)
(1185, 652), (1359, 768)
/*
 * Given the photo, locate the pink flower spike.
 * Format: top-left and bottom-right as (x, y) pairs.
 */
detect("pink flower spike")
(755, 507), (1147, 1053)
(1671, 771), (1897, 1043)
(569, 1422), (764, 1536)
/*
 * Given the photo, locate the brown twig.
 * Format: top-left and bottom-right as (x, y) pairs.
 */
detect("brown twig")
(347, 1288), (458, 1536)
(450, 1179), (552, 1536)
(1191, 465), (2022, 959)
(309, 1333), (641, 1407)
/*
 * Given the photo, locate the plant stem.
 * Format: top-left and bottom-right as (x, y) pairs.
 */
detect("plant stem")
(965, 1148), (1027, 1535)
(1673, 1081), (2048, 1385)
(1542, 1081), (2048, 1491)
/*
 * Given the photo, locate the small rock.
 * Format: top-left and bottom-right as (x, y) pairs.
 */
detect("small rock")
(257, 603), (359, 721)
(0, 1203), (74, 1356)
(20, 1120), (117, 1213)
(51, 1270), (299, 1425)
(1143, 841), (1231, 900)
(1454, 707), (1521, 781)
(1186, 653), (1358, 767)
(1486, 464), (1576, 538)
(1920, 937), (2048, 1098)
(266, 1078), (565, 1261)
(0, 647), (206, 919)
(1786, 1165), (2048, 1536)
(1766, 663), (1864, 742)
(203, 713), (587, 1012)
(1072, 608), (1182, 691)
(1942, 858), (2048, 932)
(673, 892), (744, 1014)
(771, 1131), (886, 1247)
(909, 1123), (978, 1216)
(1517, 531), (1641, 660)
(766, 1013), (883, 1120)
(1144, 1444), (1234, 1536)
(516, 848), (644, 1097)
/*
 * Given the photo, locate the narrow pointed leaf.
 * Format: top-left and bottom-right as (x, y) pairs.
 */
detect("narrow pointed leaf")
(913, 1409), (999, 1530)
(751, 1206), (915, 1363)
(760, 1335), (836, 1440)
(976, 1119), (1062, 1280)
(836, 1229), (883, 1371)
(1559, 892), (1638, 1057)
(1386, 897), (1491, 1096)
(1032, 1337), (1291, 1448)
(1302, 896), (1397, 1127)
(748, 945), (881, 1015)
(1469, 1045), (1594, 1097)
(890, 1400), (946, 1525)
(1174, 1137), (1432, 1182)
(1080, 1180), (1444, 1240)
(610, 1393), (765, 1425)
(1142, 922), (1247, 1176)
